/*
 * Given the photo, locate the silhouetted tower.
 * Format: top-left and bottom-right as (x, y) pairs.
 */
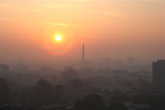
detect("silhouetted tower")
(82, 44), (85, 63)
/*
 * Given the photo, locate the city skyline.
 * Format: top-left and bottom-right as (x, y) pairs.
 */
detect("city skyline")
(1, 1), (165, 109)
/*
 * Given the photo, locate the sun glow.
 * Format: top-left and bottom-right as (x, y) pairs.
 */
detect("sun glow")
(43, 28), (74, 55)
(55, 35), (62, 42)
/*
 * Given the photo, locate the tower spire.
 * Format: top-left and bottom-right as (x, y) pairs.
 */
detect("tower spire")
(82, 44), (85, 63)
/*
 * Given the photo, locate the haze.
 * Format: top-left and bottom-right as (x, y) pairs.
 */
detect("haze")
(0, 0), (165, 64)
(1, 1), (165, 109)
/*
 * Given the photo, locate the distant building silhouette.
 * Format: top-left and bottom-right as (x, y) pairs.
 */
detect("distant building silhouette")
(15, 63), (28, 73)
(64, 66), (73, 71)
(127, 57), (134, 65)
(153, 60), (165, 91)
(63, 68), (78, 80)
(40, 66), (52, 73)
(0, 64), (9, 73)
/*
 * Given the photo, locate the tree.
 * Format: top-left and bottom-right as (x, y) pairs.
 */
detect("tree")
(35, 79), (53, 106)
(73, 94), (105, 110)
(72, 79), (83, 88)
(53, 85), (65, 103)
(0, 78), (11, 107)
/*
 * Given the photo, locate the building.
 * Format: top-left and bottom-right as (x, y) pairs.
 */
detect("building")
(40, 66), (52, 73)
(63, 68), (78, 80)
(41, 104), (67, 110)
(0, 64), (9, 74)
(153, 60), (165, 91)
(15, 63), (28, 73)
(1, 106), (33, 110)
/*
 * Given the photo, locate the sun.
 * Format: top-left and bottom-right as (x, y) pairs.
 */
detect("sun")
(43, 30), (74, 55)
(55, 35), (62, 42)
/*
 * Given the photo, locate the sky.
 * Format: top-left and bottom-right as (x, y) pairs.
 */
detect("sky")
(0, 0), (165, 64)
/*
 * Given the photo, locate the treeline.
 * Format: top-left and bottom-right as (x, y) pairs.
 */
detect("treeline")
(0, 78), (66, 107)
(1, 77), (165, 110)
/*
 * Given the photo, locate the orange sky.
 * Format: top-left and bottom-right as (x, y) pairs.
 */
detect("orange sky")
(0, 0), (165, 63)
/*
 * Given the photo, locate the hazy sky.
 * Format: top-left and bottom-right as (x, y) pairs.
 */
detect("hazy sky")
(0, 0), (165, 63)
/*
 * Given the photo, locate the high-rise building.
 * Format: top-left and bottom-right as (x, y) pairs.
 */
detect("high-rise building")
(153, 60), (165, 91)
